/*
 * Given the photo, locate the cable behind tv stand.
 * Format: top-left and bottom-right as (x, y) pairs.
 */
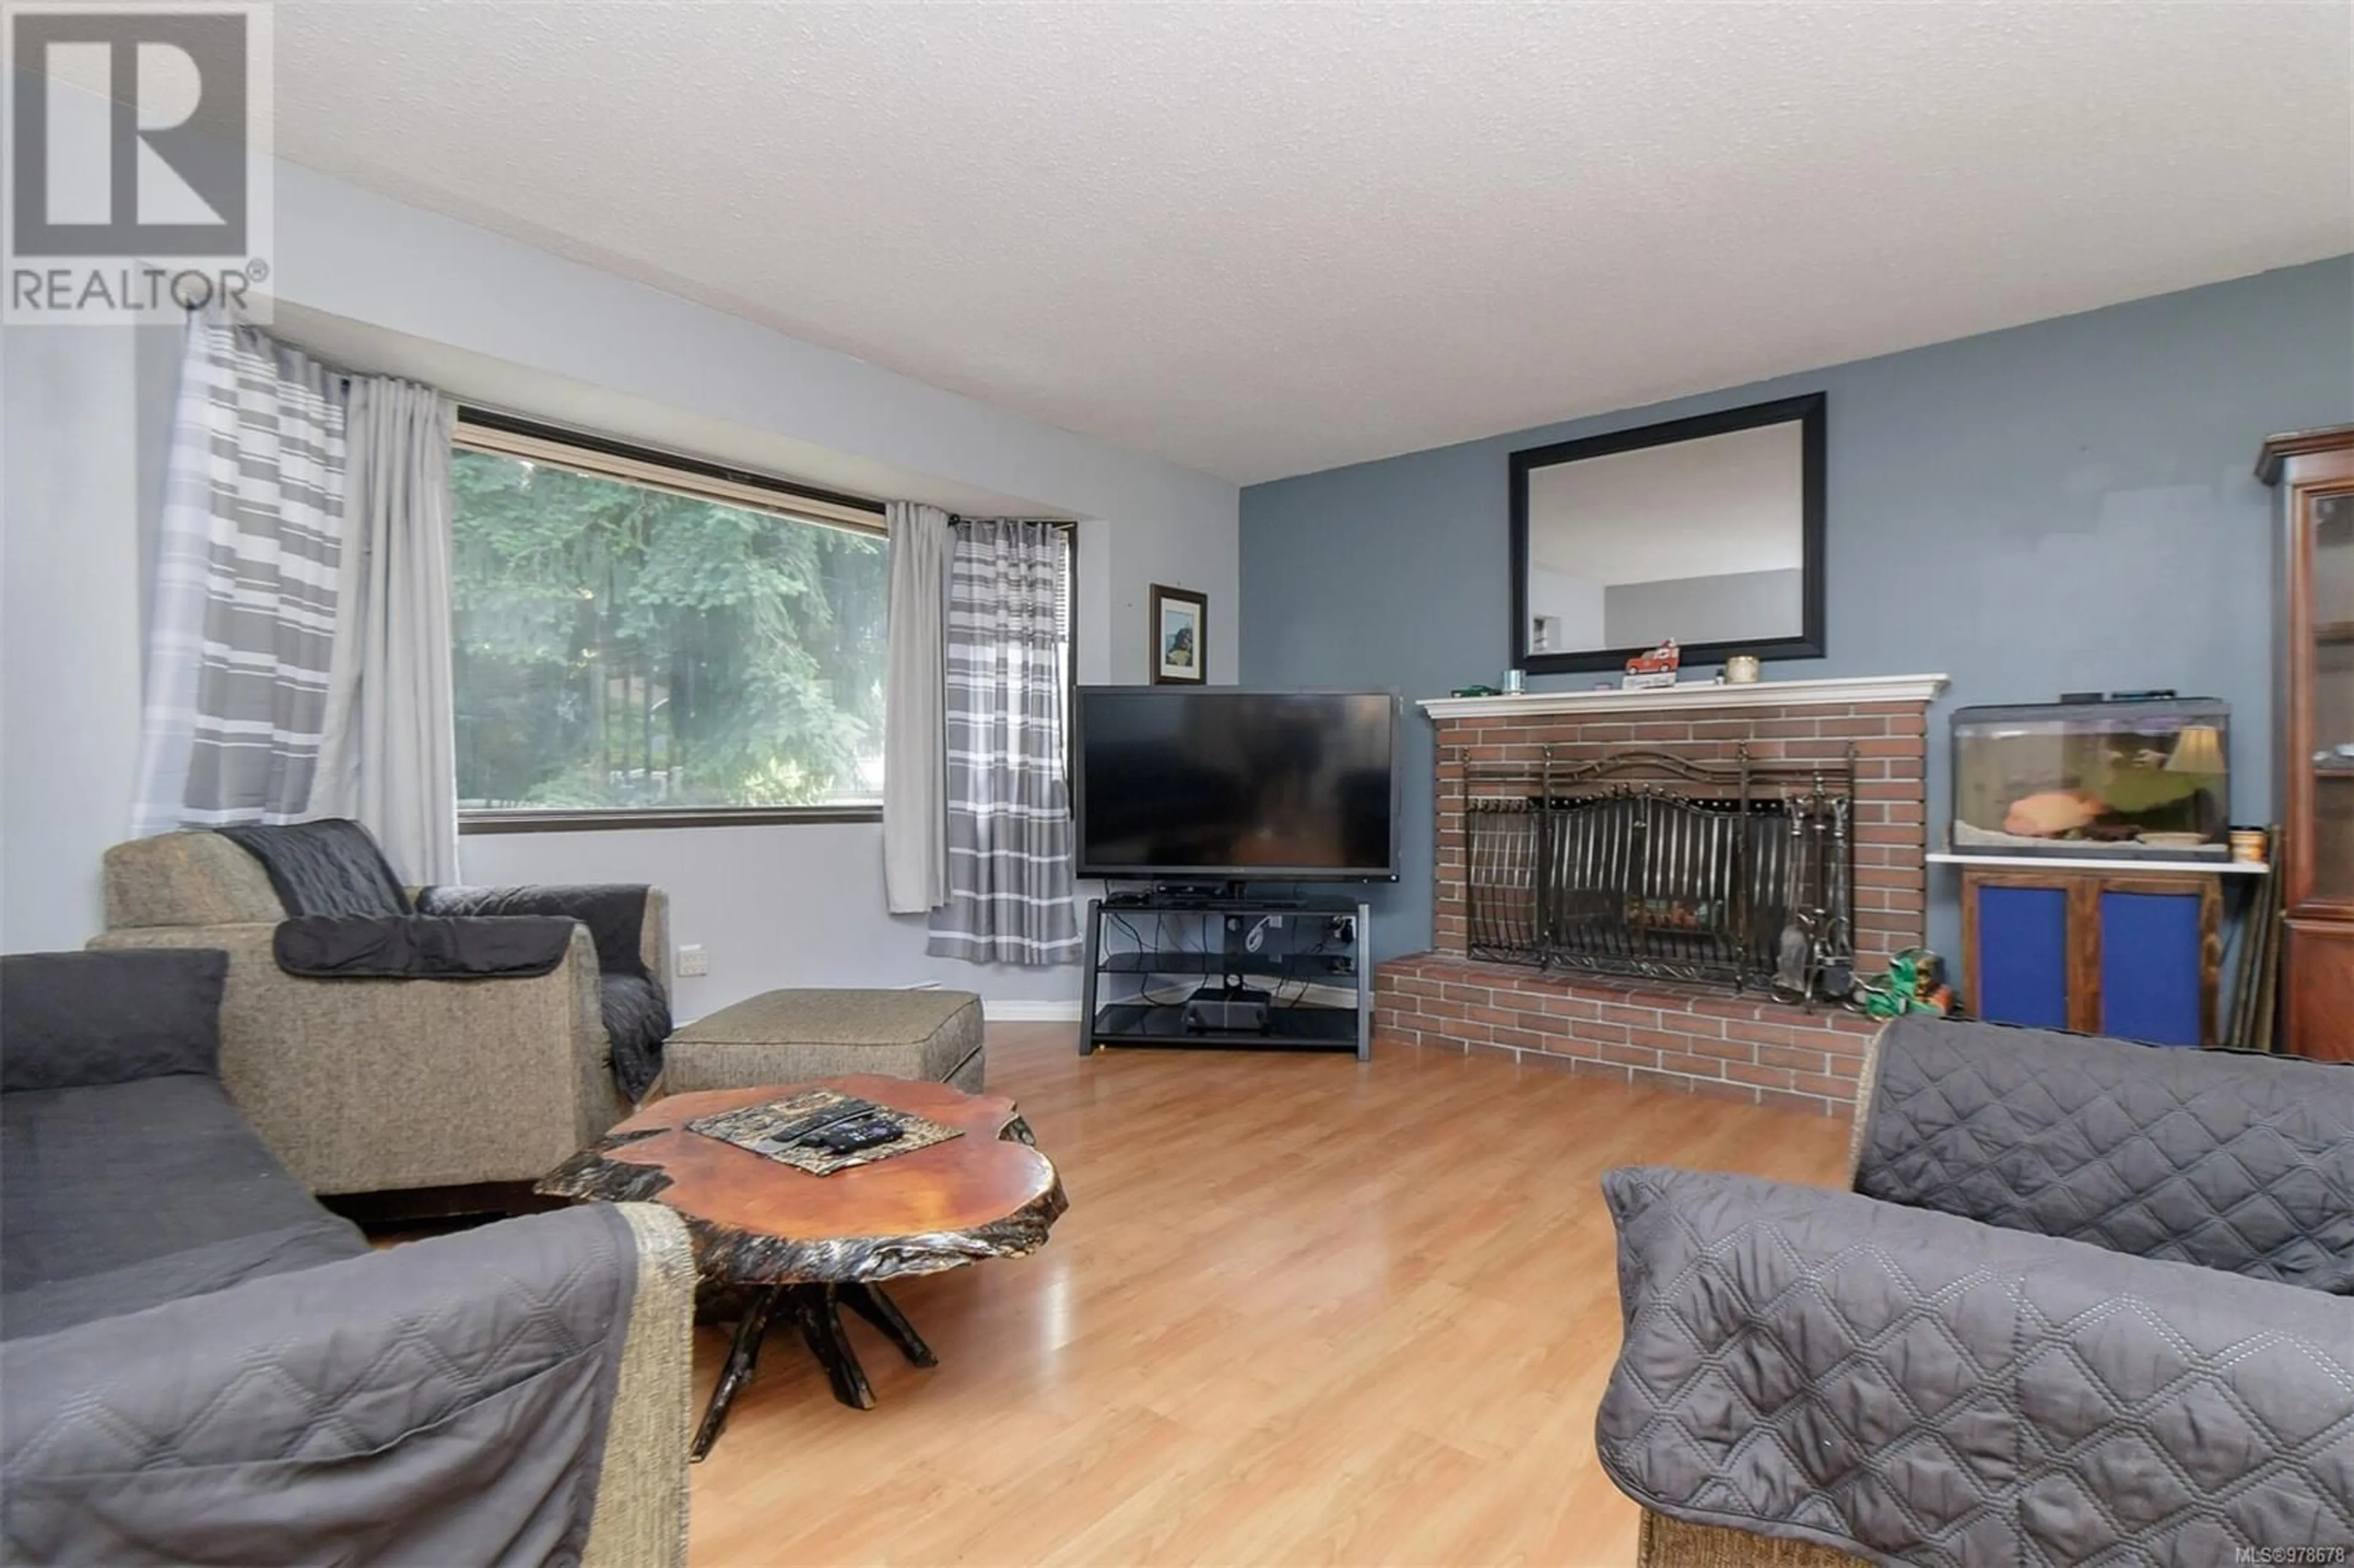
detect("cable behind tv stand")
(1079, 888), (1372, 1060)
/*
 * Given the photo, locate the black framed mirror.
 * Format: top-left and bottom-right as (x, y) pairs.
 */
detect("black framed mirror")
(1509, 392), (1826, 675)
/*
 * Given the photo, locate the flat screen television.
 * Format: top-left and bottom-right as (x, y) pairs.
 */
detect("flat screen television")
(1074, 687), (1400, 881)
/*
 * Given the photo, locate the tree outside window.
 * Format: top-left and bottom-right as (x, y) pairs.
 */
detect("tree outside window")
(449, 446), (888, 815)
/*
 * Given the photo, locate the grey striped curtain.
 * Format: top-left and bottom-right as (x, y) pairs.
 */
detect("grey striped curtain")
(310, 378), (460, 884)
(926, 520), (1080, 965)
(882, 502), (951, 913)
(131, 315), (348, 835)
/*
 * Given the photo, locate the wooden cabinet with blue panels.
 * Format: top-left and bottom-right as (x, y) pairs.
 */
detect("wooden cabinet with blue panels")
(1960, 866), (2222, 1046)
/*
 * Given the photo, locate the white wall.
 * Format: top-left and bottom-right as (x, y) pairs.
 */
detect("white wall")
(0, 158), (1240, 1010)
(1525, 419), (1805, 584)
(460, 824), (1105, 1019)
(267, 163), (1239, 683)
(2, 329), (144, 952)
(1602, 565), (1804, 648)
(1526, 565), (1604, 652)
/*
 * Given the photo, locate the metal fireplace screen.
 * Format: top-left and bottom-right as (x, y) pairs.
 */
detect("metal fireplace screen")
(1464, 746), (1856, 996)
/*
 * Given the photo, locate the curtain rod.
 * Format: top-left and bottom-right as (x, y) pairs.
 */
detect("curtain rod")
(219, 325), (1070, 530)
(457, 405), (888, 519)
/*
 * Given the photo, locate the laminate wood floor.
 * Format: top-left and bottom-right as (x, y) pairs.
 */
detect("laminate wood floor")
(684, 1026), (1852, 1567)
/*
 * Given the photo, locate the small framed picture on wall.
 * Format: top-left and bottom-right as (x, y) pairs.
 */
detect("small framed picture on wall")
(1148, 584), (1208, 685)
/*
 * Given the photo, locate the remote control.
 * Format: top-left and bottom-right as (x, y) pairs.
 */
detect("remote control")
(762, 1096), (886, 1146)
(807, 1116), (900, 1154)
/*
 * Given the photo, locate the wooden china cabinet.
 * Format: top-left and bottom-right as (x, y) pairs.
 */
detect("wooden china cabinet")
(2260, 427), (2354, 1059)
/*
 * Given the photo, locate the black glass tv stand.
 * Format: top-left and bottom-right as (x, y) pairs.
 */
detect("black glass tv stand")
(1106, 880), (1308, 909)
(1079, 889), (1373, 1060)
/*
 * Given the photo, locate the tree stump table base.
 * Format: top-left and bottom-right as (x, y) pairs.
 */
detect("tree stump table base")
(692, 1281), (937, 1457)
(538, 1076), (1065, 1460)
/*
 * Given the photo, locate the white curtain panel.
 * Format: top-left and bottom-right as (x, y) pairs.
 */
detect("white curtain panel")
(926, 520), (1080, 965)
(312, 377), (460, 885)
(131, 314), (348, 837)
(882, 501), (951, 913)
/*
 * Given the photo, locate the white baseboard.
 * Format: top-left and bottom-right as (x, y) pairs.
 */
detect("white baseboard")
(981, 999), (1084, 1022)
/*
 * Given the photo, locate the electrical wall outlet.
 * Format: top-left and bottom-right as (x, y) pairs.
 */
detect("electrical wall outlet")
(675, 943), (709, 978)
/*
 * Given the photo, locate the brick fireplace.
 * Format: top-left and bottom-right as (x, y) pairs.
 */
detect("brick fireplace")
(1374, 675), (1948, 1116)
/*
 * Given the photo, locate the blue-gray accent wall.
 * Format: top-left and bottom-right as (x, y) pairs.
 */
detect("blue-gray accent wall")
(1240, 256), (2354, 966)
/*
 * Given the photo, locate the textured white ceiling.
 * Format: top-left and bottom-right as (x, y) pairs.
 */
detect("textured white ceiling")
(271, 2), (2354, 485)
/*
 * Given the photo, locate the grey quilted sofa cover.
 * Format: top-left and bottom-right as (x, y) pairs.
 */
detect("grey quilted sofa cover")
(1598, 1016), (2354, 1567)
(0, 948), (696, 1566)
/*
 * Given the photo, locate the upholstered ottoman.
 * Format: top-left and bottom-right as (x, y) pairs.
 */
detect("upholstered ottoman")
(656, 989), (985, 1098)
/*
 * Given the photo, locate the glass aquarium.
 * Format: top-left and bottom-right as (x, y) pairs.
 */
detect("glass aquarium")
(1950, 698), (2231, 861)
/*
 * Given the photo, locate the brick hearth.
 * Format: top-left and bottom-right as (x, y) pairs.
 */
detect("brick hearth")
(1375, 955), (1881, 1114)
(1376, 676), (1946, 1116)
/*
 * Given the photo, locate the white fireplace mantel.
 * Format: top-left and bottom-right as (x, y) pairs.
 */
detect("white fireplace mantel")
(1418, 672), (1950, 721)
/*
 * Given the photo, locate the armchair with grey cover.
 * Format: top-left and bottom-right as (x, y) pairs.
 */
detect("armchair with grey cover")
(1599, 1015), (2354, 1568)
(0, 948), (695, 1566)
(91, 829), (671, 1197)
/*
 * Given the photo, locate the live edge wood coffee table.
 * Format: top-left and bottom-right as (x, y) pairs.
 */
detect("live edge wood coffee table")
(538, 1075), (1065, 1458)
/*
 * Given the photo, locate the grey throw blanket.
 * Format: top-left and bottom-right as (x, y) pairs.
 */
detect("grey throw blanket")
(214, 821), (672, 1099)
(273, 913), (579, 979)
(221, 822), (581, 975)
(219, 818), (410, 916)
(1, 1219), (366, 1343)
(416, 885), (672, 1100)
(416, 884), (655, 989)
(1598, 1166), (2354, 1567)
(1854, 1016), (2354, 1293)
(2, 1206), (641, 1566)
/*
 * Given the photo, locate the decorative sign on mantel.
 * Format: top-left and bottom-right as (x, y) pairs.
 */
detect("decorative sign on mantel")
(1621, 638), (1682, 691)
(1418, 673), (1951, 721)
